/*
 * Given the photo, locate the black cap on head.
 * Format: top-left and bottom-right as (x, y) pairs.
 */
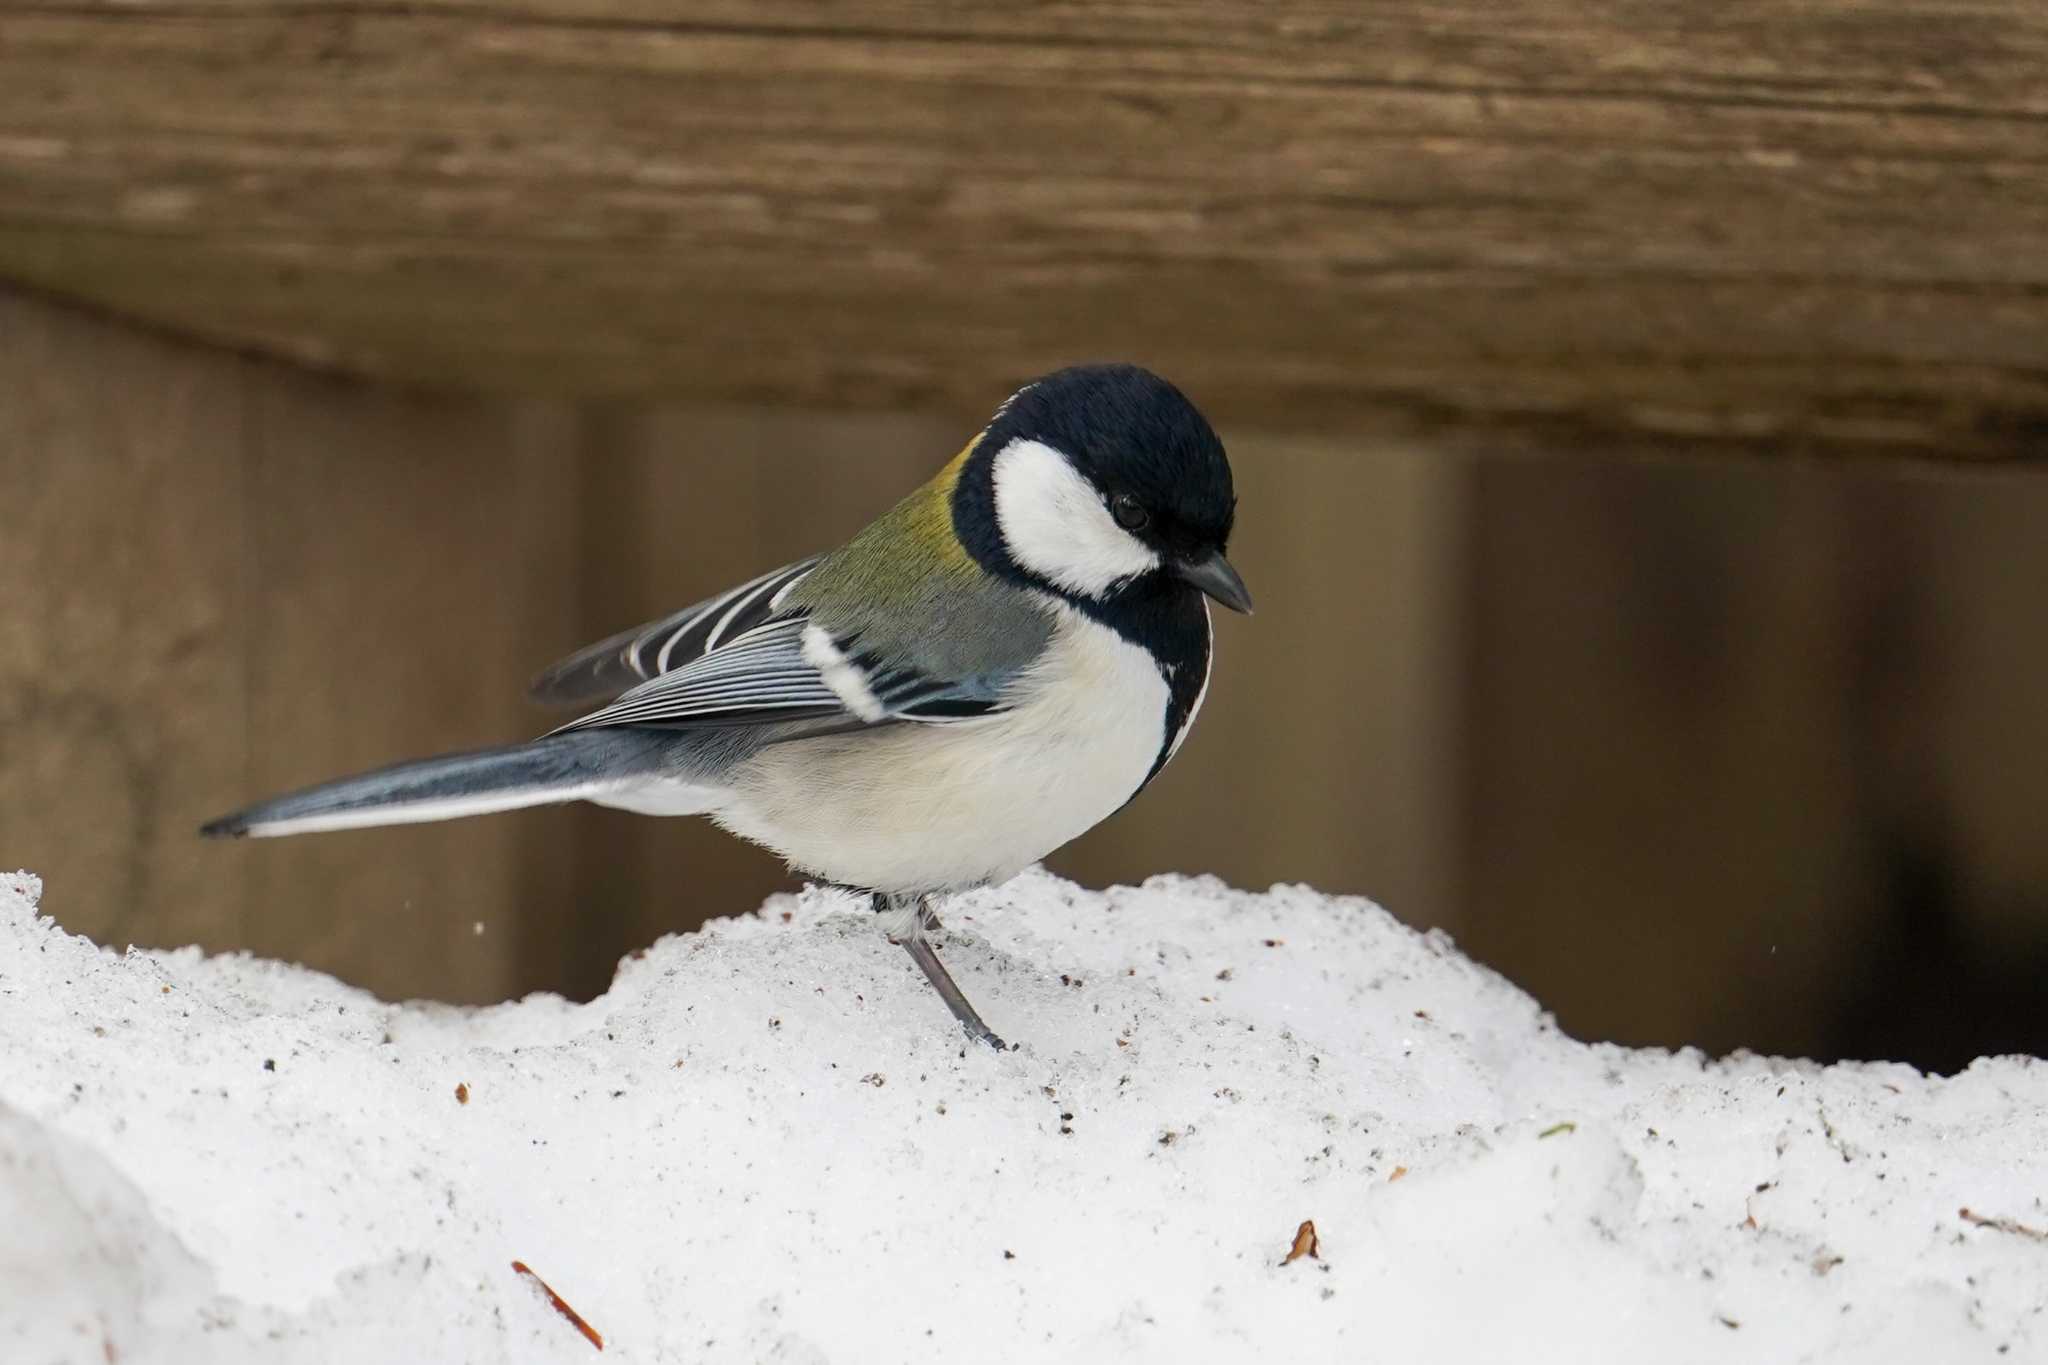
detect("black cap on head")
(983, 364), (1237, 555)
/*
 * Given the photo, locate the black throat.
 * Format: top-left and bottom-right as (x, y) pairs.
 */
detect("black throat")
(953, 444), (1212, 788)
(1093, 572), (1214, 793)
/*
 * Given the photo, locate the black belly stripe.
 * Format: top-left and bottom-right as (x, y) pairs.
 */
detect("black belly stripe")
(1057, 577), (1213, 800)
(1142, 607), (1211, 791)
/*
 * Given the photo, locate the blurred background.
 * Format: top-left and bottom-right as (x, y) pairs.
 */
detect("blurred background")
(3, 3), (2044, 1072)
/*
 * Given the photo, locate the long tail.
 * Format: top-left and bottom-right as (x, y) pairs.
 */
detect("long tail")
(200, 731), (668, 839)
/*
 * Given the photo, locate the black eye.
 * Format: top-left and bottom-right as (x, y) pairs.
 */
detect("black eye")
(1111, 492), (1150, 532)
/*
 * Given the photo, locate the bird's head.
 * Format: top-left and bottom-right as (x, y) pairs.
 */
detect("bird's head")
(955, 364), (1251, 615)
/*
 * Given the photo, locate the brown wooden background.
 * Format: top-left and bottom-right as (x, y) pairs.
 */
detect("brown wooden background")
(3, 289), (1460, 1002)
(8, 288), (2044, 1068)
(4, 1), (2047, 1069)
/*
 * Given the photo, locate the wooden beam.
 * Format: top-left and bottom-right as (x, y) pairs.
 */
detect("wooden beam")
(0, 288), (587, 1004)
(2, 3), (2045, 458)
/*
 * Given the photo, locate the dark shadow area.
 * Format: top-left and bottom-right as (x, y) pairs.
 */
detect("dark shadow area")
(1827, 820), (2048, 1073)
(1461, 454), (2048, 1067)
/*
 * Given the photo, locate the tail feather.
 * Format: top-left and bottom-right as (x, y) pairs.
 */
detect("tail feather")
(200, 731), (666, 839)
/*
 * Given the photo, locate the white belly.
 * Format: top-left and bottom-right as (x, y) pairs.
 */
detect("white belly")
(714, 607), (1169, 893)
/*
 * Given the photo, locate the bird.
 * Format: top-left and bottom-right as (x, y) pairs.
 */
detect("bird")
(201, 363), (1251, 1049)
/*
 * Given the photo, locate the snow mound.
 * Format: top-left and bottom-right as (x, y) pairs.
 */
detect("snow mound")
(1, 867), (2042, 1364)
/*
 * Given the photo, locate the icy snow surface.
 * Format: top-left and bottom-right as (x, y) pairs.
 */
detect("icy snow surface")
(1, 867), (2043, 1364)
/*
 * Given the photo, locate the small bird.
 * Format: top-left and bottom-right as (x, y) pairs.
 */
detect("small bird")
(202, 364), (1250, 1048)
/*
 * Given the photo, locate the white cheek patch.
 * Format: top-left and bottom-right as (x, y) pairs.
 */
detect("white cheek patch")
(991, 437), (1161, 598)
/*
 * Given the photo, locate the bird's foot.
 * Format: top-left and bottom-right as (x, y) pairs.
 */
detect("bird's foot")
(900, 933), (1008, 1051)
(872, 892), (1007, 1049)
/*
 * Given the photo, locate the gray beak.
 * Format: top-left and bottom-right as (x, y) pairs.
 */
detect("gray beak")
(1174, 550), (1254, 615)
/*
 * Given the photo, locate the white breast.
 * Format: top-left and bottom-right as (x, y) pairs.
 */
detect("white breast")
(715, 605), (1169, 893)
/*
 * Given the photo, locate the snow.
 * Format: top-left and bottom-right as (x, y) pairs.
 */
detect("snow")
(1, 866), (2043, 1365)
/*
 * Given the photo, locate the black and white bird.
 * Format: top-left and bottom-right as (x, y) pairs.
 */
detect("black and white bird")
(203, 364), (1251, 1048)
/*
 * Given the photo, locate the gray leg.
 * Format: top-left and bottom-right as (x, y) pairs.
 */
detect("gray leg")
(874, 893), (1007, 1050)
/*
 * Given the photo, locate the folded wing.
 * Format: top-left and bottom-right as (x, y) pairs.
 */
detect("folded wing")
(528, 558), (822, 708)
(549, 615), (1020, 736)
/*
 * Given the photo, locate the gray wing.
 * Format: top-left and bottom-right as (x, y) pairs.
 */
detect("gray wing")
(548, 611), (1043, 736)
(528, 558), (822, 708)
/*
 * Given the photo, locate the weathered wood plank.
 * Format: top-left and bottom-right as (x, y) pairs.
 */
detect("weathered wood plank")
(0, 288), (588, 1003)
(2, 2), (2044, 456)
(0, 281), (1466, 1004)
(1457, 454), (2048, 1057)
(234, 375), (585, 1001)
(0, 290), (250, 953)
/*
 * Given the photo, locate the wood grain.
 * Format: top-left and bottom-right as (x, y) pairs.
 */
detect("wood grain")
(0, 289), (586, 1003)
(1457, 453), (2048, 1057)
(2, 2), (2045, 457)
(1, 284), (1467, 1007)
(0, 291), (249, 952)
(233, 373), (586, 999)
